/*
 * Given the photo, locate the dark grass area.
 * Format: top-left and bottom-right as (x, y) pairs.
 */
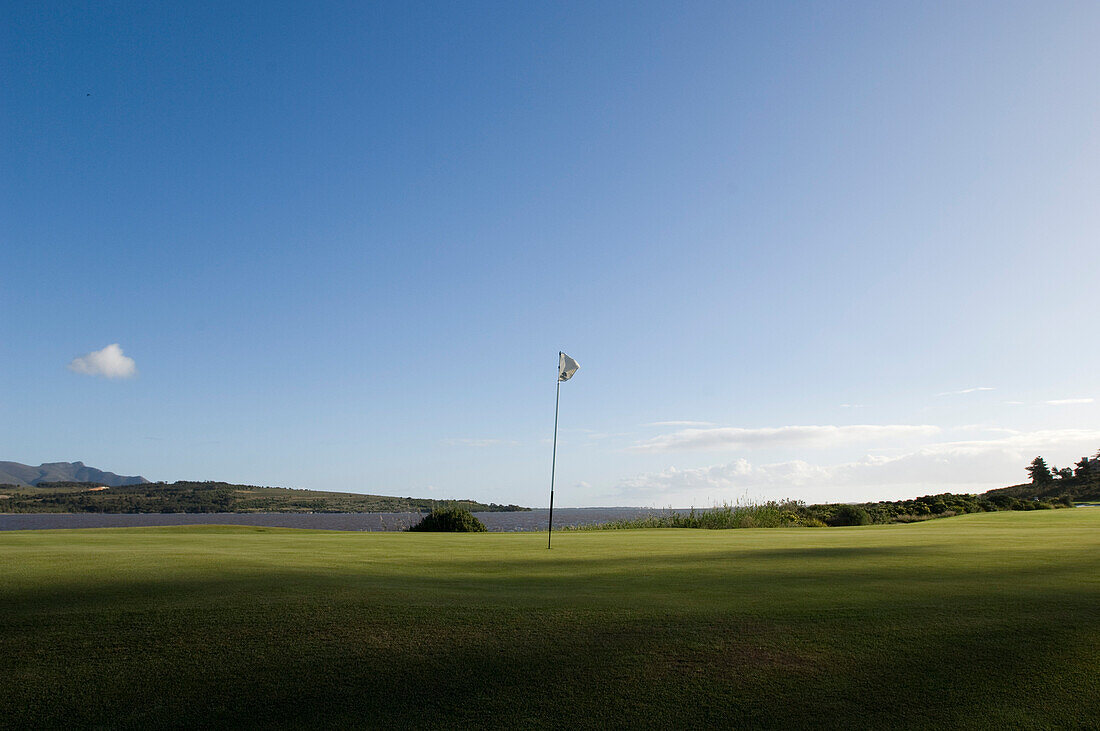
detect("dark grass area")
(2, 511), (1099, 728)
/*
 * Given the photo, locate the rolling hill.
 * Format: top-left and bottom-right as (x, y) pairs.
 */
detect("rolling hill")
(0, 460), (528, 513)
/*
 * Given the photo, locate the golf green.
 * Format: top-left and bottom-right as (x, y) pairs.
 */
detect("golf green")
(3, 509), (1099, 728)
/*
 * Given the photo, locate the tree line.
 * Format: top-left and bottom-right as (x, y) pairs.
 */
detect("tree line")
(1026, 450), (1100, 484)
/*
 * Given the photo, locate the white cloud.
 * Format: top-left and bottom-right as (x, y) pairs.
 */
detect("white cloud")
(67, 343), (137, 379)
(1044, 398), (1094, 405)
(952, 425), (1019, 436)
(628, 424), (939, 452)
(615, 428), (1100, 504)
(839, 404), (865, 409)
(937, 386), (995, 396)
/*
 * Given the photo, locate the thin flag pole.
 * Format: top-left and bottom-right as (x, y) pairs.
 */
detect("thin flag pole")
(548, 355), (562, 549)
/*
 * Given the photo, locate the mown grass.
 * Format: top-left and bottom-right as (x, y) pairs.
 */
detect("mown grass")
(2, 510), (1099, 728)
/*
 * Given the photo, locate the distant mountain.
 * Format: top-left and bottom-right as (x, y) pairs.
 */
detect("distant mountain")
(0, 461), (149, 488)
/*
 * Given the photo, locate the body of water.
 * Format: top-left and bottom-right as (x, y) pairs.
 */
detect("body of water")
(0, 508), (676, 532)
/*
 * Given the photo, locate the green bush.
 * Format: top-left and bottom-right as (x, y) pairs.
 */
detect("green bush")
(407, 508), (487, 532)
(827, 504), (872, 527)
(668, 502), (796, 529)
(563, 502), (806, 531)
(795, 516), (828, 528)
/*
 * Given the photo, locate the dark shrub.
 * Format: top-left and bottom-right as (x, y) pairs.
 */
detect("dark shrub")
(408, 508), (487, 532)
(828, 504), (872, 527)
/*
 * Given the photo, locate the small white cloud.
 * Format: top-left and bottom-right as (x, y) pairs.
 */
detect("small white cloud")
(839, 404), (865, 409)
(628, 424), (939, 452)
(937, 387), (994, 397)
(1044, 398), (1094, 405)
(643, 420), (716, 427)
(67, 343), (137, 379)
(1004, 401), (1025, 405)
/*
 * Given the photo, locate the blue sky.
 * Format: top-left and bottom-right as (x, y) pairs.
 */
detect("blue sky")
(3, 1), (1098, 506)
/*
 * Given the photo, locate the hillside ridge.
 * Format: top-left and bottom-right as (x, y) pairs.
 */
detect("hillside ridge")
(0, 476), (528, 514)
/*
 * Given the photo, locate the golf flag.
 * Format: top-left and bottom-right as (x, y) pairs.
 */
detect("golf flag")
(558, 352), (579, 382)
(548, 350), (578, 549)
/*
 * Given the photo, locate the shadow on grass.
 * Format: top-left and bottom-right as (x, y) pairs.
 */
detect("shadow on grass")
(3, 576), (1099, 729)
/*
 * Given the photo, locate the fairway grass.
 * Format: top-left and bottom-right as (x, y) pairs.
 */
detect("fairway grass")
(3, 511), (1099, 728)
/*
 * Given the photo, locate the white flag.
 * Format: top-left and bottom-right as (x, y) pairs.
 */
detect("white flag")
(558, 352), (579, 382)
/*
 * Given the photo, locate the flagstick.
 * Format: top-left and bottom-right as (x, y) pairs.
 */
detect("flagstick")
(548, 365), (561, 549)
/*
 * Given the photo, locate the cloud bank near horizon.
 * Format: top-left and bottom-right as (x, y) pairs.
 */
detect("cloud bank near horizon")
(614, 428), (1100, 504)
(629, 424), (940, 452)
(67, 344), (137, 379)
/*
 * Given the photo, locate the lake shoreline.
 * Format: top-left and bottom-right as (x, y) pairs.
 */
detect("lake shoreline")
(0, 507), (681, 532)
